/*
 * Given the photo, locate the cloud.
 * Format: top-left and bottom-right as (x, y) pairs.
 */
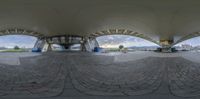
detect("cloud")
(0, 35), (37, 48)
(97, 35), (159, 48)
(175, 36), (200, 47)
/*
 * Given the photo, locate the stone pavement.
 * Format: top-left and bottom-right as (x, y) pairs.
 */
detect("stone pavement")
(0, 52), (200, 99)
(0, 52), (41, 65)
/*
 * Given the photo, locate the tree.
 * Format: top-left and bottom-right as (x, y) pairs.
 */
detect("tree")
(119, 45), (124, 51)
(14, 46), (20, 50)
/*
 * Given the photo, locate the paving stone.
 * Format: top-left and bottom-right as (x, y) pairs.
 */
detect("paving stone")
(2, 52), (200, 98)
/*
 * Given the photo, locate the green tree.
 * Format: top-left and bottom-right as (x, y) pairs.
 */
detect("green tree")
(14, 46), (20, 50)
(119, 45), (124, 51)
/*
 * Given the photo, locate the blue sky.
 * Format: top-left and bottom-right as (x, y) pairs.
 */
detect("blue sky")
(96, 35), (160, 48)
(0, 35), (37, 48)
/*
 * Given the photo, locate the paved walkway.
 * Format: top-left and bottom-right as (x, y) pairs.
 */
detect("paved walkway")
(0, 52), (41, 65)
(0, 52), (200, 99)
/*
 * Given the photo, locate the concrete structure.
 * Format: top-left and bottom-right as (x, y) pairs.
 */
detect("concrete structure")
(1, 0), (200, 99)
(1, 0), (200, 46)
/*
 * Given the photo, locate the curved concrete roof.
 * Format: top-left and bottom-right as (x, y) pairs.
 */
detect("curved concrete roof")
(1, 0), (200, 43)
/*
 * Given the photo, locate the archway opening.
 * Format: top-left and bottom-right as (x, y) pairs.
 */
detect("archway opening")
(42, 36), (82, 52)
(0, 35), (38, 52)
(96, 34), (160, 53)
(0, 34), (40, 65)
(173, 36), (200, 51)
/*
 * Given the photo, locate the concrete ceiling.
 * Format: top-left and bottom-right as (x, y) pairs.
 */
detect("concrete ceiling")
(1, 0), (200, 43)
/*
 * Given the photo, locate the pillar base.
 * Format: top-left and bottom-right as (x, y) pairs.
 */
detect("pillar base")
(156, 46), (177, 53)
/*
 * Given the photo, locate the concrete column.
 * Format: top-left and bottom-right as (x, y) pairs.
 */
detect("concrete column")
(94, 39), (99, 47)
(159, 39), (174, 52)
(33, 38), (47, 52)
(33, 39), (40, 48)
(40, 40), (49, 52)
(84, 37), (96, 52)
(80, 37), (87, 52)
(86, 38), (99, 52)
(47, 43), (52, 51)
(85, 39), (92, 52)
(44, 38), (53, 52)
(39, 40), (46, 49)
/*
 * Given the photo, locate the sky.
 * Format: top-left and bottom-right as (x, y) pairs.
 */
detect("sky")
(0, 34), (199, 49)
(175, 36), (200, 47)
(96, 35), (160, 48)
(97, 35), (200, 48)
(0, 35), (38, 48)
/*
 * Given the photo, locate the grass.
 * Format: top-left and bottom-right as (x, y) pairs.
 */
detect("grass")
(104, 48), (119, 52)
(0, 49), (29, 52)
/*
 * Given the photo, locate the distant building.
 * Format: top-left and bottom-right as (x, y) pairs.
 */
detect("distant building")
(175, 44), (193, 51)
(181, 44), (193, 50)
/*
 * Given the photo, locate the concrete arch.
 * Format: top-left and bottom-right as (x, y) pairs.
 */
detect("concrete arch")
(88, 29), (160, 45)
(0, 28), (44, 38)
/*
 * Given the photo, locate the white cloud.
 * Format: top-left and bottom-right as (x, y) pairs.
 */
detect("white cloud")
(97, 35), (159, 48)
